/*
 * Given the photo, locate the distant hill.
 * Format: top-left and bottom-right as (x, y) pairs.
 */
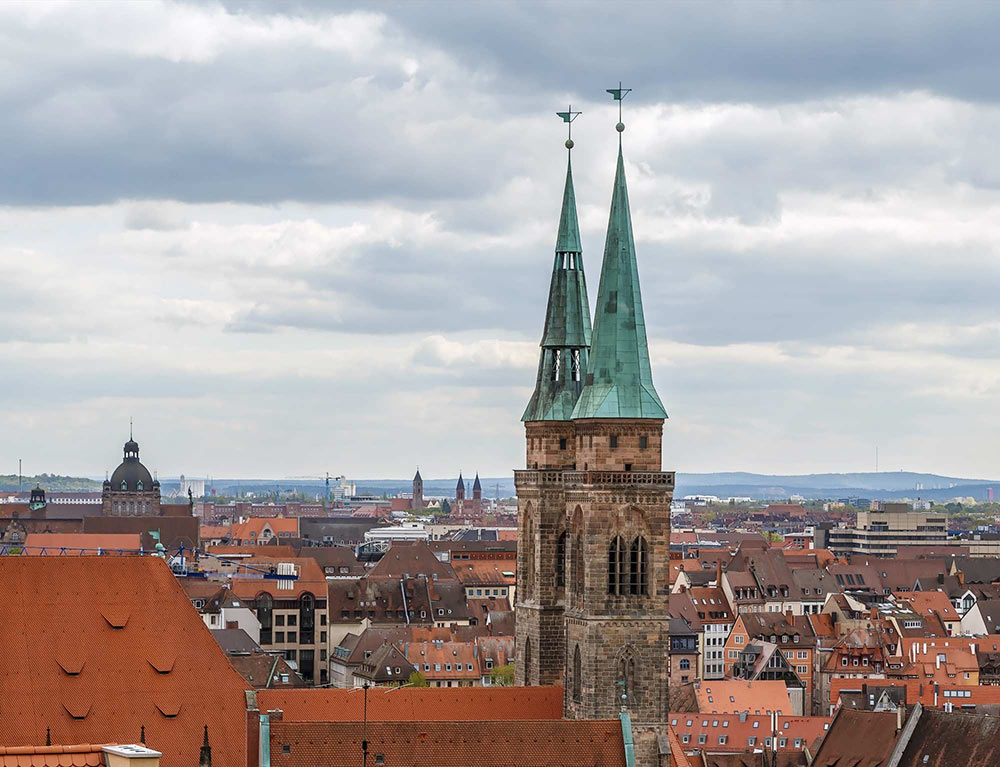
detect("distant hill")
(679, 471), (994, 492)
(0, 473), (102, 493)
(19, 470), (992, 503)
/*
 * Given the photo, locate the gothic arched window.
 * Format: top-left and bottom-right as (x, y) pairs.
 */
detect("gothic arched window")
(573, 644), (582, 702)
(524, 514), (535, 599)
(617, 651), (637, 709)
(523, 636), (532, 683)
(572, 534), (584, 603)
(629, 536), (648, 596)
(608, 536), (624, 595)
(556, 531), (567, 589)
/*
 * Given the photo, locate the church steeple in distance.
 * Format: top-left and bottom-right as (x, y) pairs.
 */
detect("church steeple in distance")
(522, 106), (593, 422)
(572, 86), (666, 421)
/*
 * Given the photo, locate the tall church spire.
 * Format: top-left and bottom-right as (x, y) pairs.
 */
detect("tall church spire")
(522, 107), (593, 422)
(572, 93), (666, 421)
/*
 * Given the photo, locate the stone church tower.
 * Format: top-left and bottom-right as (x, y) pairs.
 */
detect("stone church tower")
(411, 469), (423, 510)
(515, 108), (673, 765)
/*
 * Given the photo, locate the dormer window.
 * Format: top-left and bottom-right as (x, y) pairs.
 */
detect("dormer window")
(120, 481), (127, 490)
(137, 480), (143, 491)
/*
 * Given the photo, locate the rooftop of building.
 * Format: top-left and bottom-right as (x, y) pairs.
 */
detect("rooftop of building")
(256, 686), (564, 722)
(0, 557), (250, 767)
(269, 719), (627, 767)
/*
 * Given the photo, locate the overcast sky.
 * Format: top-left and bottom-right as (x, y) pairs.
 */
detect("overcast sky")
(4, 1), (1000, 481)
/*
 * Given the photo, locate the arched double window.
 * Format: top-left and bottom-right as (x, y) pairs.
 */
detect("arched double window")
(629, 536), (648, 596)
(556, 531), (567, 589)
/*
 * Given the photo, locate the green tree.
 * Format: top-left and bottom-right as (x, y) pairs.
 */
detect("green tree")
(439, 499), (451, 516)
(407, 670), (429, 687)
(489, 663), (514, 687)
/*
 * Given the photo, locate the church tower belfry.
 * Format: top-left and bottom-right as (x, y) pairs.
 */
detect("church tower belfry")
(516, 108), (592, 688)
(515, 91), (673, 766)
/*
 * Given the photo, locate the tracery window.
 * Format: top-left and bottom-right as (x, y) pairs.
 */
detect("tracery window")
(608, 536), (626, 595)
(629, 536), (648, 596)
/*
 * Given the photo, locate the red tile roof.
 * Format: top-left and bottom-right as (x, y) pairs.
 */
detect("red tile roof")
(22, 534), (142, 554)
(669, 713), (831, 753)
(228, 556), (328, 600)
(269, 720), (627, 767)
(0, 745), (108, 767)
(695, 681), (793, 715)
(257, 686), (563, 722)
(0, 557), (250, 767)
(452, 561), (516, 587)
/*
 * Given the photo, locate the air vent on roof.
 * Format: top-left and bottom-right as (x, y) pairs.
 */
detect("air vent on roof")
(148, 654), (176, 674)
(56, 657), (85, 676)
(155, 700), (181, 718)
(63, 701), (91, 720)
(101, 608), (130, 629)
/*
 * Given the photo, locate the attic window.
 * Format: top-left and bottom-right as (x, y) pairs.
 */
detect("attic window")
(281, 745), (291, 755)
(375, 757), (385, 766)
(120, 481), (127, 490)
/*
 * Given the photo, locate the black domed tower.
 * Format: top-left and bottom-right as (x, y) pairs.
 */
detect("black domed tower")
(102, 435), (161, 516)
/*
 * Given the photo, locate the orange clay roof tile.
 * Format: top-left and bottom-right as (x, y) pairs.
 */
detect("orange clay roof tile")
(257, 686), (563, 723)
(0, 557), (250, 767)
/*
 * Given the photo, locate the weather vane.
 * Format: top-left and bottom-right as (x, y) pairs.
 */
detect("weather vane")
(556, 105), (582, 149)
(606, 82), (631, 134)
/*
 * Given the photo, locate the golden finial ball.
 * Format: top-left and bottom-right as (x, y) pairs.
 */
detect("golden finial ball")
(565, 139), (574, 149)
(616, 122), (625, 133)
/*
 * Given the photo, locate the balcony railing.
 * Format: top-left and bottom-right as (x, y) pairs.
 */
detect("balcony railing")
(514, 470), (674, 488)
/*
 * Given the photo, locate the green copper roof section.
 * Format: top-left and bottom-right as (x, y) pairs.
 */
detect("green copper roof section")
(555, 154), (582, 254)
(522, 149), (593, 422)
(571, 144), (667, 421)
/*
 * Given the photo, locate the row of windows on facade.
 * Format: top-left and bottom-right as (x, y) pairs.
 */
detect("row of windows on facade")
(114, 480), (146, 490)
(468, 587), (508, 597)
(341, 607), (453, 620)
(112, 501), (150, 514)
(545, 435), (650, 451)
(257, 594), (321, 647)
(678, 733), (805, 749)
(412, 662), (478, 673)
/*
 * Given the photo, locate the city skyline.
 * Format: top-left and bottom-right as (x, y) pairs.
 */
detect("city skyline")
(6, 3), (1000, 478)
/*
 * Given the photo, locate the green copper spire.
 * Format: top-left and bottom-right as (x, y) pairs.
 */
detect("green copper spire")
(572, 112), (667, 421)
(554, 153), (582, 254)
(522, 110), (593, 422)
